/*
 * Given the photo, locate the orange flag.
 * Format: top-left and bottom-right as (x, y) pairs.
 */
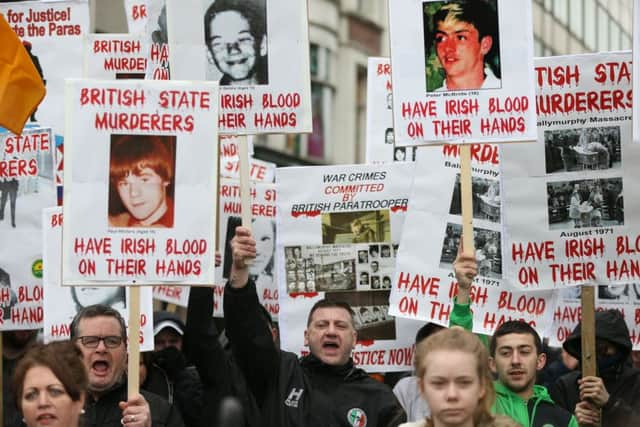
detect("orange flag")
(0, 13), (46, 135)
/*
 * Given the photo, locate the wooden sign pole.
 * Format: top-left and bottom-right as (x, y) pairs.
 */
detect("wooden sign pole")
(460, 145), (475, 255)
(127, 286), (141, 397)
(0, 332), (4, 427)
(239, 136), (254, 266)
(581, 284), (600, 426)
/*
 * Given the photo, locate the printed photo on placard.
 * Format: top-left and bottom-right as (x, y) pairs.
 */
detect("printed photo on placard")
(544, 126), (622, 174)
(422, 0), (501, 92)
(389, 0), (536, 145)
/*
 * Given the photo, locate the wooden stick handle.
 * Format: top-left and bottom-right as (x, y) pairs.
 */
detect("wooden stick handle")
(460, 145), (475, 254)
(127, 286), (141, 397)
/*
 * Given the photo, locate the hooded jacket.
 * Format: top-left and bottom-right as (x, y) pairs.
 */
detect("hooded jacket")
(549, 309), (640, 426)
(450, 300), (578, 427)
(493, 381), (577, 427)
(224, 279), (406, 427)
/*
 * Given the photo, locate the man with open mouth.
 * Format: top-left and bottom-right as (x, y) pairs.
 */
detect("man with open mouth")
(70, 305), (184, 427)
(223, 226), (406, 426)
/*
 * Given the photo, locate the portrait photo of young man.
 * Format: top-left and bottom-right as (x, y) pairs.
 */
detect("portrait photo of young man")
(423, 0), (501, 92)
(204, 0), (269, 85)
(108, 134), (177, 228)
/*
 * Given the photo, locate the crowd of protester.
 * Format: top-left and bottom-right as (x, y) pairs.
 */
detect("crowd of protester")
(3, 227), (639, 426)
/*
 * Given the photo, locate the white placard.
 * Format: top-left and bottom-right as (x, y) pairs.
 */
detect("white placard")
(501, 52), (640, 290)
(43, 207), (154, 351)
(84, 34), (148, 80)
(0, 1), (89, 137)
(389, 0), (536, 145)
(63, 79), (218, 285)
(388, 146), (556, 337)
(0, 126), (55, 330)
(167, 0), (312, 134)
(276, 162), (424, 372)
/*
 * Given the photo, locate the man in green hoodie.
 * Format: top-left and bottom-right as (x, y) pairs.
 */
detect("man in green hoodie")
(452, 250), (578, 427)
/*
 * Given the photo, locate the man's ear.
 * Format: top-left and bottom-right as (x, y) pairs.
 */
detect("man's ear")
(304, 328), (309, 346)
(488, 356), (497, 375)
(480, 35), (493, 56)
(536, 352), (547, 371)
(259, 35), (267, 57)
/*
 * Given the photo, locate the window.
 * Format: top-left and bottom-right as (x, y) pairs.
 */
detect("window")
(584, 0), (597, 50)
(597, 6), (609, 51)
(569, 0), (583, 37)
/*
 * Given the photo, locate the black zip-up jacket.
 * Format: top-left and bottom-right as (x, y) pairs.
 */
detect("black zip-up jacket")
(83, 380), (184, 427)
(185, 286), (263, 427)
(224, 279), (407, 427)
(549, 309), (640, 426)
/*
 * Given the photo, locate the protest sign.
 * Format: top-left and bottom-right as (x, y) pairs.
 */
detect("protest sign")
(43, 207), (154, 350)
(0, 126), (55, 330)
(166, 0), (312, 134)
(145, 0), (169, 80)
(84, 34), (148, 80)
(152, 284), (189, 307)
(215, 177), (277, 316)
(388, 0), (536, 146)
(220, 136), (275, 182)
(62, 79), (218, 285)
(549, 284), (640, 350)
(125, 0), (149, 34)
(277, 163), (425, 371)
(388, 146), (556, 337)
(366, 58), (418, 164)
(634, 0), (640, 143)
(501, 52), (640, 290)
(0, 1), (89, 137)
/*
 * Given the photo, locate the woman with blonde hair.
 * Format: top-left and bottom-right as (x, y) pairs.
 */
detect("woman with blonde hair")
(400, 328), (519, 427)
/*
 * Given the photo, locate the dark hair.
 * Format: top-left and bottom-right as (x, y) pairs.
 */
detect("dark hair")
(415, 322), (445, 344)
(306, 299), (355, 327)
(13, 341), (88, 410)
(490, 320), (542, 357)
(204, 0), (266, 46)
(70, 304), (127, 341)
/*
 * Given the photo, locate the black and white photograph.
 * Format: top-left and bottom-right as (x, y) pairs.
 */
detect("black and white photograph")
(598, 284), (640, 302)
(204, 0), (269, 85)
(450, 174), (501, 224)
(357, 250), (369, 264)
(544, 126), (622, 174)
(440, 222), (501, 279)
(321, 210), (391, 244)
(546, 177), (624, 230)
(223, 215), (276, 289)
(326, 290), (396, 340)
(423, 0), (501, 92)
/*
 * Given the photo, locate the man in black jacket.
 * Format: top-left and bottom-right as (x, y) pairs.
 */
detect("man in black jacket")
(549, 309), (640, 426)
(225, 226), (406, 426)
(70, 304), (184, 427)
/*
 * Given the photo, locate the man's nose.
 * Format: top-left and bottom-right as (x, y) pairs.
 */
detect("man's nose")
(225, 41), (242, 54)
(442, 38), (456, 52)
(511, 351), (522, 365)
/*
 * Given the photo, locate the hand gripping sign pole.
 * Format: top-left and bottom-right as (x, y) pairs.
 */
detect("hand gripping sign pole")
(127, 287), (141, 397)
